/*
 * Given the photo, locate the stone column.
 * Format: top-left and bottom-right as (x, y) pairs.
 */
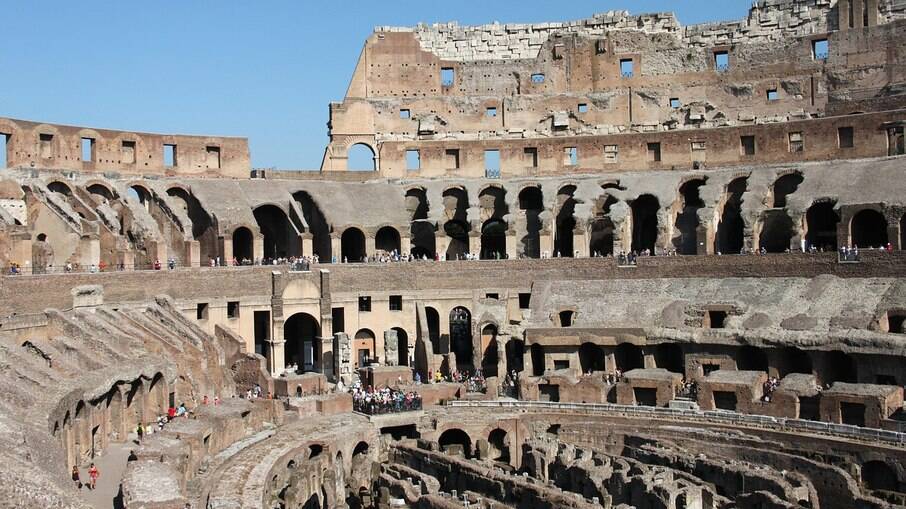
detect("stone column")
(696, 224), (710, 255)
(401, 235), (412, 255)
(330, 233), (342, 262)
(334, 332), (353, 385)
(186, 240), (201, 267)
(384, 329), (399, 366)
(220, 236), (233, 265)
(539, 229), (553, 258)
(469, 231), (481, 256)
(573, 226), (589, 258)
(79, 235), (101, 268)
(505, 230), (518, 259)
(495, 334), (509, 378)
(253, 235), (265, 262)
(435, 231), (449, 259)
(302, 233), (314, 258)
(269, 321), (286, 375)
(365, 234), (376, 259)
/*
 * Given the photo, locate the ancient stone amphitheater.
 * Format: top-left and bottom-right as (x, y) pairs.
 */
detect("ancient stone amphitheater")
(2, 1), (906, 507)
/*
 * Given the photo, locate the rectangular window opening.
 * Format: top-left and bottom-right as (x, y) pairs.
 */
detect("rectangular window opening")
(389, 295), (403, 311)
(813, 39), (829, 61)
(121, 140), (136, 164)
(531, 73), (546, 84)
(485, 149), (500, 178)
(81, 138), (94, 163)
(604, 144), (619, 163)
(714, 51), (730, 72)
(441, 67), (455, 87)
(486, 107), (498, 117)
(445, 149), (460, 169)
(196, 303), (209, 321)
(565, 147), (578, 166)
(707, 310), (727, 329)
(206, 146), (221, 169)
(399, 109), (411, 119)
(485, 293), (499, 300)
(518, 293), (531, 309)
(406, 149), (420, 171)
(524, 147), (538, 168)
(788, 132), (804, 153)
(253, 310), (270, 356)
(740, 135), (756, 156)
(164, 144), (177, 167)
(620, 59), (634, 78)
(358, 296), (372, 312)
(227, 301), (240, 319)
(838, 126), (854, 149)
(577, 103), (589, 113)
(332, 307), (345, 334)
(553, 360), (570, 371)
(39, 133), (54, 159)
(767, 89), (779, 101)
(647, 142), (661, 162)
(669, 98), (681, 109)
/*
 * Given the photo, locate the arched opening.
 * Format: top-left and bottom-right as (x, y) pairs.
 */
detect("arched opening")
(480, 324), (499, 377)
(614, 343), (644, 372)
(293, 191), (332, 262)
(128, 185), (152, 211)
(759, 210), (794, 253)
(805, 202), (840, 251)
(519, 186), (544, 258)
(674, 179), (706, 255)
(505, 339), (524, 374)
(442, 187), (470, 259)
(86, 183), (113, 202)
(449, 307), (473, 371)
(554, 186), (577, 257)
(375, 226), (401, 255)
(406, 188), (435, 258)
(232, 227), (254, 262)
(480, 219), (507, 260)
(347, 143), (376, 171)
(392, 327), (409, 366)
(284, 313), (321, 372)
(309, 444), (324, 458)
(167, 187), (217, 262)
(530, 343), (545, 376)
(425, 307), (441, 354)
(353, 329), (376, 368)
(341, 227), (366, 262)
(824, 350), (857, 384)
(851, 209), (888, 248)
(654, 343), (684, 373)
(48, 181), (73, 196)
(779, 347), (812, 376)
(438, 429), (472, 458)
(589, 218), (615, 257)
(737, 345), (769, 372)
(253, 205), (300, 260)
(716, 177), (747, 254)
(772, 173), (804, 208)
(631, 194), (660, 254)
(558, 310), (574, 327)
(487, 428), (510, 463)
(579, 343), (605, 373)
(862, 461), (898, 492)
(353, 441), (369, 457)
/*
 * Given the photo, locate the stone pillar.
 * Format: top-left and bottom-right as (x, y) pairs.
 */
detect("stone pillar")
(435, 231), (449, 260)
(269, 321), (286, 375)
(253, 235), (264, 262)
(186, 240), (201, 267)
(302, 233), (314, 258)
(643, 353), (656, 369)
(384, 329), (399, 366)
(495, 334), (508, 378)
(573, 227), (589, 258)
(505, 230), (518, 259)
(365, 234), (376, 259)
(696, 225), (710, 255)
(79, 235), (101, 268)
(220, 236), (233, 265)
(469, 231), (481, 256)
(887, 224), (900, 250)
(330, 234), (342, 262)
(401, 235), (412, 255)
(539, 229), (553, 258)
(120, 250), (135, 272)
(334, 332), (353, 385)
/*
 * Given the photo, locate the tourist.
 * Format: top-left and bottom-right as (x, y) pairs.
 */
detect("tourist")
(176, 402), (187, 417)
(136, 423), (144, 442)
(88, 463), (99, 490)
(203, 395), (209, 405)
(127, 450), (138, 462)
(72, 465), (81, 489)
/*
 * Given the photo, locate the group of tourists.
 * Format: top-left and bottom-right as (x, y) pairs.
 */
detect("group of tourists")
(603, 370), (624, 385)
(499, 370), (520, 397)
(676, 378), (699, 399)
(762, 376), (781, 402)
(70, 464), (99, 490)
(351, 384), (422, 414)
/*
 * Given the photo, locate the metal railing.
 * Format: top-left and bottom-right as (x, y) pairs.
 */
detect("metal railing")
(448, 400), (906, 447)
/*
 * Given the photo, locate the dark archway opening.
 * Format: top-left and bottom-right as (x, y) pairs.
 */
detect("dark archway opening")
(589, 218), (615, 257)
(444, 220), (470, 260)
(232, 227), (253, 261)
(254, 205), (299, 260)
(293, 191), (331, 261)
(737, 345), (769, 372)
(406, 188), (435, 258)
(674, 179), (705, 255)
(716, 177), (747, 254)
(488, 428), (510, 463)
(284, 313), (321, 372)
(579, 343), (605, 373)
(779, 347), (812, 377)
(375, 226), (401, 255)
(806, 202), (840, 251)
(555, 186), (577, 257)
(450, 307), (473, 371)
(631, 194), (660, 254)
(519, 186), (543, 258)
(481, 324), (499, 377)
(772, 173), (804, 208)
(615, 343), (644, 372)
(530, 343), (545, 376)
(851, 209), (888, 248)
(862, 461), (899, 492)
(425, 307), (441, 354)
(438, 429), (472, 458)
(654, 343), (684, 373)
(87, 183), (113, 202)
(759, 210), (794, 253)
(480, 219), (507, 260)
(392, 327), (409, 366)
(48, 181), (73, 196)
(824, 350), (857, 384)
(505, 339), (524, 374)
(341, 228), (366, 263)
(168, 187), (217, 262)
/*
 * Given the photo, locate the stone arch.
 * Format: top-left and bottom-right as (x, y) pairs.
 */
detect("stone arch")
(631, 194), (659, 253)
(392, 327), (409, 366)
(771, 172), (804, 208)
(478, 185), (508, 221)
(759, 210), (795, 253)
(579, 343), (605, 373)
(438, 428), (472, 458)
(443, 220), (470, 260)
(862, 461), (898, 492)
(589, 217), (615, 257)
(127, 184), (152, 211)
(284, 313), (321, 372)
(805, 201), (839, 251)
(405, 188), (434, 258)
(557, 309), (575, 327)
(851, 209), (888, 248)
(487, 428), (510, 463)
(554, 185), (577, 257)
(167, 186), (217, 261)
(293, 191), (332, 261)
(518, 185), (544, 258)
(340, 227), (366, 262)
(449, 306), (473, 371)
(85, 182), (114, 202)
(505, 339), (524, 374)
(254, 204), (300, 260)
(232, 226), (254, 262)
(480, 323), (499, 377)
(615, 343), (644, 372)
(716, 177), (747, 254)
(737, 345), (768, 372)
(353, 328), (376, 368)
(47, 180), (73, 196)
(442, 186), (470, 259)
(347, 143), (376, 171)
(480, 218), (507, 260)
(674, 179), (706, 255)
(425, 306), (441, 354)
(374, 225), (401, 255)
(147, 372), (167, 416)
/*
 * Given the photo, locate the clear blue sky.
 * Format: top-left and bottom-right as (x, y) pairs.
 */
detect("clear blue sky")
(2, 1), (751, 169)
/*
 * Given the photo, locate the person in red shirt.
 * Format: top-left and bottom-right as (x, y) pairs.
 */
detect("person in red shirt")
(167, 406), (176, 419)
(88, 463), (99, 490)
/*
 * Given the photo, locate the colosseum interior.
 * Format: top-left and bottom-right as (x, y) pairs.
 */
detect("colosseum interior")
(2, 1), (906, 508)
